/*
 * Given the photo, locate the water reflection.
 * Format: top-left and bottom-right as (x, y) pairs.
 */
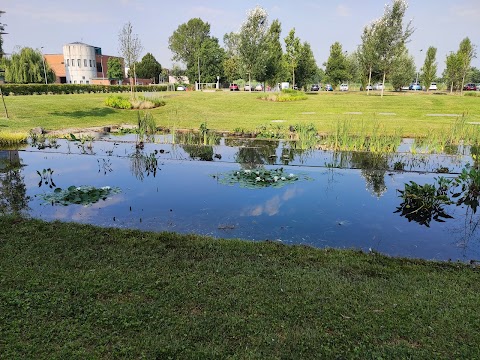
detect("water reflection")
(0, 151), (30, 215)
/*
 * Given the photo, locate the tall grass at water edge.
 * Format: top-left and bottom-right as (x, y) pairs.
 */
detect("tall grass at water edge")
(0, 131), (28, 146)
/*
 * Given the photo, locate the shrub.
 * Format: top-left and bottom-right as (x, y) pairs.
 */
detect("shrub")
(105, 96), (132, 109)
(0, 84), (168, 96)
(257, 89), (307, 102)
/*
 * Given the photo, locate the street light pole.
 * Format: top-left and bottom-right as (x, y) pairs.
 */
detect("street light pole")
(40, 47), (48, 85)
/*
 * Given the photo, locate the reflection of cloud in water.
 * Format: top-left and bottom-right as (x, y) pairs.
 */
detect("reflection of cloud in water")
(242, 187), (302, 217)
(51, 194), (125, 221)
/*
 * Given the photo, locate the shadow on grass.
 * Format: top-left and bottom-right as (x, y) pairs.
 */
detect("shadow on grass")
(50, 107), (117, 118)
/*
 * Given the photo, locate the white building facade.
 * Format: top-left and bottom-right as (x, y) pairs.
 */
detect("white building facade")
(63, 42), (98, 84)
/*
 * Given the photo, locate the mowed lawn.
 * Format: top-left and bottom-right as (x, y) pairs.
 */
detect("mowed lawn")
(1, 90), (480, 137)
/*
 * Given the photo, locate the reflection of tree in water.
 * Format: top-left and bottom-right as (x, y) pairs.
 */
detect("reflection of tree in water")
(281, 141), (315, 165)
(452, 208), (480, 257)
(181, 145), (214, 161)
(350, 152), (389, 198)
(225, 138), (279, 168)
(129, 150), (159, 181)
(0, 151), (30, 215)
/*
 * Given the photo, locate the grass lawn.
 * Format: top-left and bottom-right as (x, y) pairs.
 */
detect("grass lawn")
(1, 91), (480, 138)
(1, 216), (479, 359)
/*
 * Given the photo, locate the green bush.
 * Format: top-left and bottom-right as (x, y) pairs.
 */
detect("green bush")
(0, 84), (168, 96)
(105, 96), (132, 109)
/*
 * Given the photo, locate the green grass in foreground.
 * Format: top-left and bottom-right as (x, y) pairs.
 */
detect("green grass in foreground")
(1, 91), (480, 138)
(1, 216), (479, 359)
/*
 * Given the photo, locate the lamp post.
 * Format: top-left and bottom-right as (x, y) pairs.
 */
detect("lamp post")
(40, 47), (48, 85)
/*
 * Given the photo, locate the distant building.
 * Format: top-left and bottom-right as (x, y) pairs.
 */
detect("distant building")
(44, 42), (124, 85)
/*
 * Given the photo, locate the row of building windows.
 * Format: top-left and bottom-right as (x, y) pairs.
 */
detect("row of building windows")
(65, 58), (97, 68)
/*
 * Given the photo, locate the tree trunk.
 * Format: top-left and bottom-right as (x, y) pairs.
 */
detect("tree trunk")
(292, 68), (295, 90)
(450, 81), (453, 94)
(461, 74), (466, 95)
(249, 72), (251, 92)
(367, 66), (372, 96)
(381, 72), (386, 98)
(0, 87), (8, 119)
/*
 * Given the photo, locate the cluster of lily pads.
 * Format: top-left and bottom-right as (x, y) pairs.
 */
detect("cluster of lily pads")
(41, 185), (121, 206)
(215, 167), (300, 189)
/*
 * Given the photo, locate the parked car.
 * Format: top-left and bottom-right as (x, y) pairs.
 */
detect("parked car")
(244, 84), (252, 91)
(293, 84), (298, 90)
(373, 83), (384, 90)
(428, 83), (438, 91)
(310, 84), (320, 91)
(463, 83), (477, 91)
(340, 83), (348, 91)
(229, 83), (239, 91)
(255, 84), (263, 91)
(176, 85), (186, 91)
(409, 82), (421, 90)
(364, 84), (373, 91)
(401, 85), (410, 91)
(325, 84), (333, 91)
(477, 84), (480, 91)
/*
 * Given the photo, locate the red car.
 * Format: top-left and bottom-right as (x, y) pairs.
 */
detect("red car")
(229, 83), (239, 91)
(463, 83), (477, 91)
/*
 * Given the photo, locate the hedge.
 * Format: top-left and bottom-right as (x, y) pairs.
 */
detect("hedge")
(0, 84), (168, 96)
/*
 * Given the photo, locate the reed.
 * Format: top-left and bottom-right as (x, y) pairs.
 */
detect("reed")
(0, 131), (28, 146)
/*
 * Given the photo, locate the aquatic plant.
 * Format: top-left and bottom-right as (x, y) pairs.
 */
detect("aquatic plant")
(395, 178), (454, 227)
(41, 185), (121, 206)
(452, 165), (480, 213)
(255, 124), (286, 139)
(0, 131), (28, 146)
(214, 167), (301, 189)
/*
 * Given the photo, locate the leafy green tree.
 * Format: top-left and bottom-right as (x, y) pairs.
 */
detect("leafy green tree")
(169, 18), (223, 85)
(238, 6), (269, 88)
(373, 0), (414, 97)
(457, 37), (477, 94)
(284, 28), (301, 87)
(311, 67), (325, 85)
(420, 47), (437, 92)
(357, 22), (380, 92)
(390, 46), (415, 91)
(443, 52), (462, 92)
(346, 52), (361, 86)
(134, 53), (162, 82)
(324, 42), (348, 86)
(468, 67), (480, 84)
(118, 22), (143, 96)
(295, 42), (317, 90)
(262, 19), (284, 87)
(223, 32), (241, 83)
(5, 47), (55, 83)
(107, 57), (124, 80)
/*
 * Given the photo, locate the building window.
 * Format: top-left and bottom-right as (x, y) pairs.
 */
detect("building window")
(77, 59), (81, 67)
(84, 59), (87, 67)
(67, 59), (70, 66)
(71, 59), (75, 66)
(86, 80), (89, 84)
(82, 76), (85, 80)
(89, 59), (92, 67)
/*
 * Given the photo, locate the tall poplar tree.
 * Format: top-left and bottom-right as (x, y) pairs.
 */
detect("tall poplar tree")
(284, 28), (301, 88)
(457, 37), (477, 94)
(420, 47), (437, 92)
(118, 22), (143, 96)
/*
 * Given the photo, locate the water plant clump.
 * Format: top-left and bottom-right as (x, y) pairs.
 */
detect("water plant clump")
(214, 167), (301, 189)
(0, 131), (28, 146)
(41, 185), (121, 206)
(452, 164), (480, 213)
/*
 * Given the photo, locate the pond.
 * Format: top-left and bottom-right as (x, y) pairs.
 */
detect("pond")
(1, 132), (480, 262)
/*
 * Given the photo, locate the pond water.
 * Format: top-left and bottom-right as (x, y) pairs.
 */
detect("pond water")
(1, 133), (479, 262)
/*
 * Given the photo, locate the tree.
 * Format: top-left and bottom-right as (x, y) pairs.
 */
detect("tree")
(134, 53), (162, 83)
(457, 37), (477, 94)
(223, 32), (241, 83)
(390, 47), (415, 91)
(443, 52), (462, 93)
(106, 57), (124, 80)
(468, 67), (480, 84)
(372, 0), (414, 97)
(420, 47), (437, 92)
(118, 22), (143, 96)
(357, 22), (379, 93)
(169, 18), (224, 86)
(238, 6), (269, 88)
(295, 42), (317, 90)
(284, 28), (301, 87)
(4, 47), (55, 83)
(346, 52), (362, 87)
(262, 19), (284, 87)
(324, 42), (348, 87)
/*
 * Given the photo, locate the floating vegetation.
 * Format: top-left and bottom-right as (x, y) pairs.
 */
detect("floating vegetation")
(30, 133), (59, 150)
(36, 168), (56, 188)
(214, 167), (302, 189)
(255, 123), (286, 139)
(395, 178), (454, 227)
(0, 131), (28, 146)
(41, 185), (121, 206)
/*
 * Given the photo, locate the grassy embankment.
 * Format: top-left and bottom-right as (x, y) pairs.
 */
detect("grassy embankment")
(1, 216), (479, 359)
(1, 91), (479, 138)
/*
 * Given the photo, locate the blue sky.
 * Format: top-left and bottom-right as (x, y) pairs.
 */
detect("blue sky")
(2, 0), (479, 73)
